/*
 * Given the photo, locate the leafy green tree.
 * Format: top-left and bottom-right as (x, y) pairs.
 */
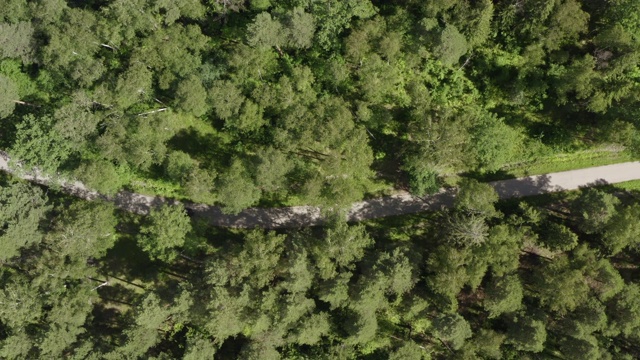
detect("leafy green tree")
(480, 224), (523, 277)
(470, 329), (505, 359)
(484, 274), (523, 318)
(357, 54), (406, 105)
(0, 277), (43, 330)
(165, 151), (199, 183)
(227, 44), (279, 86)
(138, 204), (192, 262)
(602, 203), (640, 255)
(208, 230), (285, 289)
(113, 61), (154, 109)
(0, 182), (50, 260)
(209, 80), (245, 120)
(455, 178), (499, 217)
(95, 112), (174, 172)
(11, 114), (71, 172)
(74, 159), (125, 195)
(405, 104), (476, 175)
(174, 75), (209, 117)
(558, 335), (603, 360)
(123, 116), (173, 170)
(0, 74), (18, 118)
(308, 0), (377, 50)
(344, 306), (380, 346)
(0, 332), (34, 359)
(316, 272), (352, 309)
(405, 164), (441, 197)
(459, 0), (494, 48)
(541, 222), (579, 251)
(0, 0), (30, 23)
(291, 312), (331, 345)
(310, 217), (373, 280)
(216, 159), (261, 214)
(426, 245), (473, 306)
(238, 338), (281, 360)
(254, 147), (293, 193)
(606, 284), (640, 337)
(184, 167), (216, 204)
(469, 113), (521, 171)
(436, 24), (468, 66)
(247, 12), (285, 48)
(379, 31), (403, 62)
(227, 99), (266, 132)
(587, 259), (624, 301)
(572, 189), (620, 234)
(433, 313), (473, 350)
(38, 287), (94, 357)
(112, 291), (192, 359)
(205, 286), (251, 341)
(277, 96), (374, 206)
(131, 23), (208, 89)
(0, 21), (35, 63)
(207, 0), (245, 14)
(284, 7), (315, 49)
(183, 333), (218, 360)
(344, 25), (372, 64)
(543, 0), (590, 51)
(367, 248), (418, 296)
(49, 201), (117, 260)
(52, 92), (100, 151)
(40, 7), (106, 87)
(552, 55), (599, 108)
(250, 0), (271, 11)
(558, 298), (608, 339)
(506, 315), (547, 353)
(534, 256), (590, 314)
(389, 341), (425, 360)
(571, 245), (624, 301)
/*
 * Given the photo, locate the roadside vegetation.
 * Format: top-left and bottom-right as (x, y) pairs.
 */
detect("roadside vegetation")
(3, 175), (640, 358)
(2, 0), (640, 358)
(2, 0), (640, 212)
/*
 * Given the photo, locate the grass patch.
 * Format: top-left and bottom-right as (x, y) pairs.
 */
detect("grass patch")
(613, 179), (640, 192)
(505, 148), (634, 177)
(465, 146), (636, 182)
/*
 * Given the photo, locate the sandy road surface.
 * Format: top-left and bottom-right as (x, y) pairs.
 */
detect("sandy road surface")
(2, 152), (639, 228)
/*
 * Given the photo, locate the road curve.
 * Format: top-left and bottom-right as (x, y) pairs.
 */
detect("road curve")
(2, 152), (640, 228)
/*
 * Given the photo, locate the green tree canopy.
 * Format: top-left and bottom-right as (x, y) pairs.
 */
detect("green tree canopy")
(0, 21), (35, 63)
(0, 182), (50, 260)
(138, 204), (192, 262)
(0, 74), (18, 118)
(455, 178), (500, 217)
(216, 158), (261, 214)
(484, 274), (523, 318)
(436, 24), (468, 66)
(433, 313), (473, 350)
(506, 315), (547, 353)
(49, 201), (117, 260)
(602, 203), (640, 255)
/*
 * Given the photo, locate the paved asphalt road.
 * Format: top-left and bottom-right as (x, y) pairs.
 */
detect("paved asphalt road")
(2, 152), (640, 228)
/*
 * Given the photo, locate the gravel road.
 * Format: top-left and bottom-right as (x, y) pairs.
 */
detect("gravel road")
(2, 153), (639, 228)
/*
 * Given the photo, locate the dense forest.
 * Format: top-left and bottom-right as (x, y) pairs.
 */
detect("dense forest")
(4, 175), (640, 358)
(1, 0), (640, 210)
(2, 0), (640, 358)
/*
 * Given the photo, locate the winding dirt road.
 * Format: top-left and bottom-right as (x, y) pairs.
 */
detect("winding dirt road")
(2, 152), (640, 228)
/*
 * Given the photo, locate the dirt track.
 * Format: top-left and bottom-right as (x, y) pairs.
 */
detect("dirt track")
(2, 153), (639, 228)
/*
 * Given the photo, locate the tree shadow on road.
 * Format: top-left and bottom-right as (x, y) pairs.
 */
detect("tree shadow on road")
(490, 174), (555, 199)
(347, 188), (458, 222)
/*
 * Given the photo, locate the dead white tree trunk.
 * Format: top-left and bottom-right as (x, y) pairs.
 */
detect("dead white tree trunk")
(91, 281), (110, 291)
(12, 100), (39, 107)
(137, 107), (167, 116)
